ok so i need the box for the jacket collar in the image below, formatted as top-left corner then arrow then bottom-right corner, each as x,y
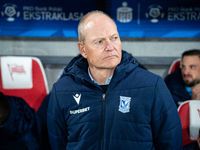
168,69 -> 191,99
62,50 -> 139,85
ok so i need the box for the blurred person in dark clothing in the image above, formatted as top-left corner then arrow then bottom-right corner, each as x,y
0,92 -> 40,150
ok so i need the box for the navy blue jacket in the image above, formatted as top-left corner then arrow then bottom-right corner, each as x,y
0,96 -> 40,150
47,51 -> 183,150
164,69 -> 190,107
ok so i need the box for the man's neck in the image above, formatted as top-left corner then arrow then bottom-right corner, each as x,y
89,67 -> 114,85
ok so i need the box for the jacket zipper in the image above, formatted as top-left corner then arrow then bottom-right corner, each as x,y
101,93 -> 106,150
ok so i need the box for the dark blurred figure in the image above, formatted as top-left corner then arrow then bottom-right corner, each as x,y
0,92 -> 40,150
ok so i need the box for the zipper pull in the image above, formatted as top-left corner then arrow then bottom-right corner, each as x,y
102,94 -> 105,101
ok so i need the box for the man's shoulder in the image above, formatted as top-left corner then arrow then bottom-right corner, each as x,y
53,75 -> 77,91
135,67 -> 160,79
132,67 -> 162,86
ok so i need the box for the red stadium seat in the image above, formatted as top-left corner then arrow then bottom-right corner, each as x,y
178,100 -> 200,146
0,56 -> 49,112
168,58 -> 181,74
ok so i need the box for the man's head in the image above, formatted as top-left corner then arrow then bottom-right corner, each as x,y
77,10 -> 122,72
181,49 -> 200,87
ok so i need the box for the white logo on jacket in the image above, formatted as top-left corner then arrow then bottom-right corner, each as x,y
70,107 -> 90,115
119,96 -> 131,113
73,94 -> 81,105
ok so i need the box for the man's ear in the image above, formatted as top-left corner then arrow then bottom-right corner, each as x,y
78,42 -> 87,58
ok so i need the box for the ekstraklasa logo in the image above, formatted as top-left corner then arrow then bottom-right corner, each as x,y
1,3 -> 20,22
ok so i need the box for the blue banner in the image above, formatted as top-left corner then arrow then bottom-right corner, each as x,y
0,0 -> 200,38
106,0 -> 200,38
0,0 -> 96,37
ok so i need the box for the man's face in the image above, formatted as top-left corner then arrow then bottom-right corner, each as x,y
181,55 -> 200,87
78,14 -> 122,71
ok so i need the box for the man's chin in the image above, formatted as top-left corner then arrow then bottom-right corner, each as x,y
103,60 -> 120,68
184,80 -> 195,87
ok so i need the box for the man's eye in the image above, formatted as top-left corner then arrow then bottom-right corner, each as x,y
97,40 -> 102,44
112,37 -> 118,40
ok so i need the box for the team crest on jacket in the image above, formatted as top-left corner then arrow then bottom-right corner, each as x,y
119,96 -> 131,113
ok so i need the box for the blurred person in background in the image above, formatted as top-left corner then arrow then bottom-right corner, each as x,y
165,49 -> 200,150
165,49 -> 200,107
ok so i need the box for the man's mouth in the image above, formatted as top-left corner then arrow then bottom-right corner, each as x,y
104,55 -> 117,59
183,75 -> 192,80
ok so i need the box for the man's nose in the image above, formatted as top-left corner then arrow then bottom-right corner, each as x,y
105,40 -> 114,51
183,67 -> 190,74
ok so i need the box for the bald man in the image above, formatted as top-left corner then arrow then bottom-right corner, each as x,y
47,10 -> 182,150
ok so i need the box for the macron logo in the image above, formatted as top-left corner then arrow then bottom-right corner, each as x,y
73,94 -> 81,105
